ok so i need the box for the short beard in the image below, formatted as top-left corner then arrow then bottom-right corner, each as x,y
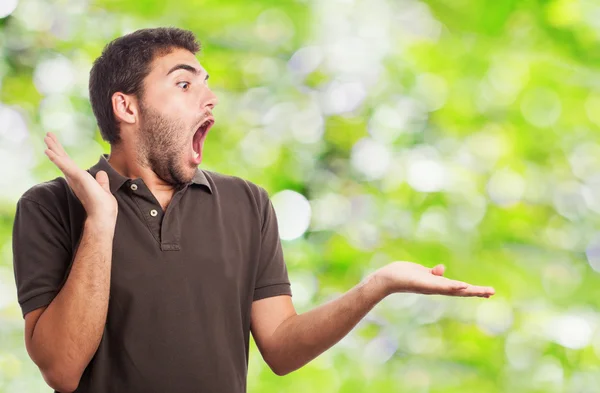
136,100 -> 193,188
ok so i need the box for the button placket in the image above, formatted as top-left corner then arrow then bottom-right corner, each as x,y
128,180 -> 163,244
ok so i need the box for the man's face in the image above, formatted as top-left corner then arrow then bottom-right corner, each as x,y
135,48 -> 217,187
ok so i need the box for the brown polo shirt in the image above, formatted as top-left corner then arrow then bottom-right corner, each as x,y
12,154 -> 292,393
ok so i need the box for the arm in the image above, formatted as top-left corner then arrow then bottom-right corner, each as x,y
24,132 -> 118,392
251,262 -> 495,376
26,218 -> 115,392
251,273 -> 384,376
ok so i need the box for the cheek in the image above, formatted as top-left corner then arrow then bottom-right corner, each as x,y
152,91 -> 186,117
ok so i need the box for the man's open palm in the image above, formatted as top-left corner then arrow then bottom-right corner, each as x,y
375,262 -> 495,298
44,132 -> 118,221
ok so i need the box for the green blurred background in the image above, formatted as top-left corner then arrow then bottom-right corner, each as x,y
1,0 -> 600,391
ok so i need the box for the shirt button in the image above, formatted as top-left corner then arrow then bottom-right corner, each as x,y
130,184 -> 138,191
150,209 -> 158,217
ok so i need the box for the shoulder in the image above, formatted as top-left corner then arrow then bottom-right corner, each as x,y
19,177 -> 70,205
17,177 -> 74,218
201,170 -> 270,210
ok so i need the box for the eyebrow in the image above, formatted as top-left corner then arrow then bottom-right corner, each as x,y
166,64 -> 209,80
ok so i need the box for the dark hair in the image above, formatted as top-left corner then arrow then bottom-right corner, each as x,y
89,27 -> 201,145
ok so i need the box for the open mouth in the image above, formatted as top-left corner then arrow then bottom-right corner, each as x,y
192,117 -> 214,158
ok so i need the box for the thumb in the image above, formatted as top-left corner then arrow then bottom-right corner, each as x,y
431,264 -> 445,276
95,170 -> 111,193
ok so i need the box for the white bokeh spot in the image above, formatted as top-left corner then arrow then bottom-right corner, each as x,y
272,190 -> 312,241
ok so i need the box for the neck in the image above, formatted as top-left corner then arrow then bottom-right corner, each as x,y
107,143 -> 177,196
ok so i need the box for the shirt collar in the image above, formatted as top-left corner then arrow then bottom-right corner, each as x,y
190,164 -> 212,193
87,154 -> 212,194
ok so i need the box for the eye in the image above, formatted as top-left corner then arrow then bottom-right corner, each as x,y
177,81 -> 190,90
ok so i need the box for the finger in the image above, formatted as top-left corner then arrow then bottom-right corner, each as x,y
44,134 -> 63,157
423,276 -> 468,294
95,170 -> 111,193
454,285 -> 496,298
446,279 -> 468,291
44,135 -> 77,177
44,133 -> 73,172
44,145 -> 73,176
44,147 -> 68,172
431,264 -> 445,276
46,132 -> 68,157
44,133 -> 65,157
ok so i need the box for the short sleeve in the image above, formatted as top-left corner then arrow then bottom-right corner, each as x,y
253,188 -> 292,301
12,197 -> 72,318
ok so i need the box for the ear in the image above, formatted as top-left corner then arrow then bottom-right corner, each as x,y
112,92 -> 139,126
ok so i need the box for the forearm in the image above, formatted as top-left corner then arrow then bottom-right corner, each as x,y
268,274 -> 387,375
30,218 -> 115,387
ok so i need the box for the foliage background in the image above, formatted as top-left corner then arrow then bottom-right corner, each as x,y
1,0 -> 600,391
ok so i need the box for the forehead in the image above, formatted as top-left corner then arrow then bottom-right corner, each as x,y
148,48 -> 205,77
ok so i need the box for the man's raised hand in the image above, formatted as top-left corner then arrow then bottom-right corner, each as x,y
44,132 -> 118,223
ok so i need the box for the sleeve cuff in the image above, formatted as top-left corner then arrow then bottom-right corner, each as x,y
253,283 -> 292,302
20,292 -> 56,318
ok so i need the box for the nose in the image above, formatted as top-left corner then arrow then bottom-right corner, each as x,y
204,88 -> 218,111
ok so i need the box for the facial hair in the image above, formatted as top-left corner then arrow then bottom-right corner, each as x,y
136,101 -> 195,188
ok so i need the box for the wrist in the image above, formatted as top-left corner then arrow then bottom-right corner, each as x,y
85,216 -> 117,233
361,272 -> 390,302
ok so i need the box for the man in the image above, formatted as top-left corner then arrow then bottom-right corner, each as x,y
12,27 -> 495,393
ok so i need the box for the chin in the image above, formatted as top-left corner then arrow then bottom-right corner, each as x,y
168,160 -> 196,186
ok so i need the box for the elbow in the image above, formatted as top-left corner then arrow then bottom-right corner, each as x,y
273,364 -> 300,376
267,358 -> 295,377
264,344 -> 304,376
41,366 -> 81,393
271,365 -> 289,377
274,368 -> 292,377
